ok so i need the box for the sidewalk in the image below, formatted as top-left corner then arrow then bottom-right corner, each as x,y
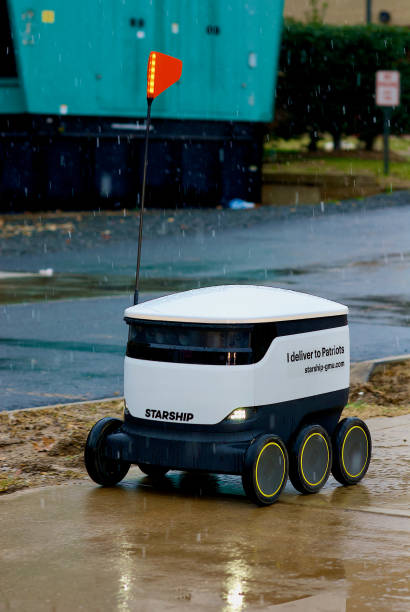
0,415 -> 409,611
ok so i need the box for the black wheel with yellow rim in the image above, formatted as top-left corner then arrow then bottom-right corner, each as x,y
332,417 -> 371,485
84,417 -> 130,486
242,434 -> 288,506
289,424 -> 332,494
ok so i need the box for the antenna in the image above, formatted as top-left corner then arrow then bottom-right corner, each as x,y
134,51 -> 183,305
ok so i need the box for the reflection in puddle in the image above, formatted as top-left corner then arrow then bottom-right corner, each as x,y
2,419 -> 409,612
223,558 -> 249,611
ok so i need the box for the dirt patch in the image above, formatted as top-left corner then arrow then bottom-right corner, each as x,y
1,360 -> 409,495
347,360 -> 410,418
0,400 -> 123,494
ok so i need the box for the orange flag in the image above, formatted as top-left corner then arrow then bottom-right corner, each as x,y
147,51 -> 182,100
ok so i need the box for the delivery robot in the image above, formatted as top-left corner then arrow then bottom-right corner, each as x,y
84,284 -> 372,506
84,53 -> 371,505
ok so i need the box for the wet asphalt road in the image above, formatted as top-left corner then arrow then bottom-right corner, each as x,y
1,193 -> 410,410
1,415 -> 409,611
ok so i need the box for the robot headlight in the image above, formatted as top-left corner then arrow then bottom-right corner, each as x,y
226,407 -> 257,422
229,408 -> 247,421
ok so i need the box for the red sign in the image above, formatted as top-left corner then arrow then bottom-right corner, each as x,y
376,71 -> 400,107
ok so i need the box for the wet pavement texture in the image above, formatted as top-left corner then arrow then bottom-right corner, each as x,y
1,415 -> 409,611
1,193 -> 410,409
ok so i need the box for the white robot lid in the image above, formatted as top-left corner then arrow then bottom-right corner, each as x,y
124,285 -> 348,324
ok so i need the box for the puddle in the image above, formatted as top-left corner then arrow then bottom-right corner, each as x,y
1,417 -> 409,611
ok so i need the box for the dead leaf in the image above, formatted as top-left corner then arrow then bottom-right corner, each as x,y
32,436 -> 56,452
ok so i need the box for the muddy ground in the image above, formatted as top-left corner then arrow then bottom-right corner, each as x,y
1,360 -> 409,494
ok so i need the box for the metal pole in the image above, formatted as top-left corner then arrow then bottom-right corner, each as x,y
134,97 -> 153,305
366,0 -> 372,24
383,107 -> 391,176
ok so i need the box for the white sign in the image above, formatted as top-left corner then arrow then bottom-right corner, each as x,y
376,71 -> 400,106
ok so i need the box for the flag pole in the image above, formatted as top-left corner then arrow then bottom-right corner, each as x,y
132,51 -> 182,305
134,97 -> 153,305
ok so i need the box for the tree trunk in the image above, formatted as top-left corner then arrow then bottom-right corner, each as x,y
364,135 -> 375,151
308,132 -> 319,152
332,133 -> 342,151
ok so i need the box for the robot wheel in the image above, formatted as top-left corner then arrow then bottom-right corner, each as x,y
242,434 -> 288,506
138,463 -> 169,478
331,417 -> 372,486
84,417 -> 130,486
289,424 -> 332,494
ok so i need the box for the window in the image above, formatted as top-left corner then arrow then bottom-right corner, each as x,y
125,316 -> 346,366
125,319 -> 273,366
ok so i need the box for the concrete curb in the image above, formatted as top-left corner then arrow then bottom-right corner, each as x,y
350,353 -> 410,384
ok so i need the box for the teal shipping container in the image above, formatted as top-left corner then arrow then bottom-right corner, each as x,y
0,0 -> 284,209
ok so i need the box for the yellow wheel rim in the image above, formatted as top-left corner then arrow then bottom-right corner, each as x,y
342,426 -> 368,478
255,442 -> 286,497
300,432 -> 329,487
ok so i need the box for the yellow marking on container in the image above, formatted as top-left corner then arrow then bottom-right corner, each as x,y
300,432 -> 329,487
41,10 -> 55,24
342,426 -> 368,478
255,442 -> 285,497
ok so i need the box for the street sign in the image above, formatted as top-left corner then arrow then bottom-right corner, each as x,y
375,71 -> 400,176
376,71 -> 400,107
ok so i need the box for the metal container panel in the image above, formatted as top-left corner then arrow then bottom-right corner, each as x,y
5,0 -> 283,121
